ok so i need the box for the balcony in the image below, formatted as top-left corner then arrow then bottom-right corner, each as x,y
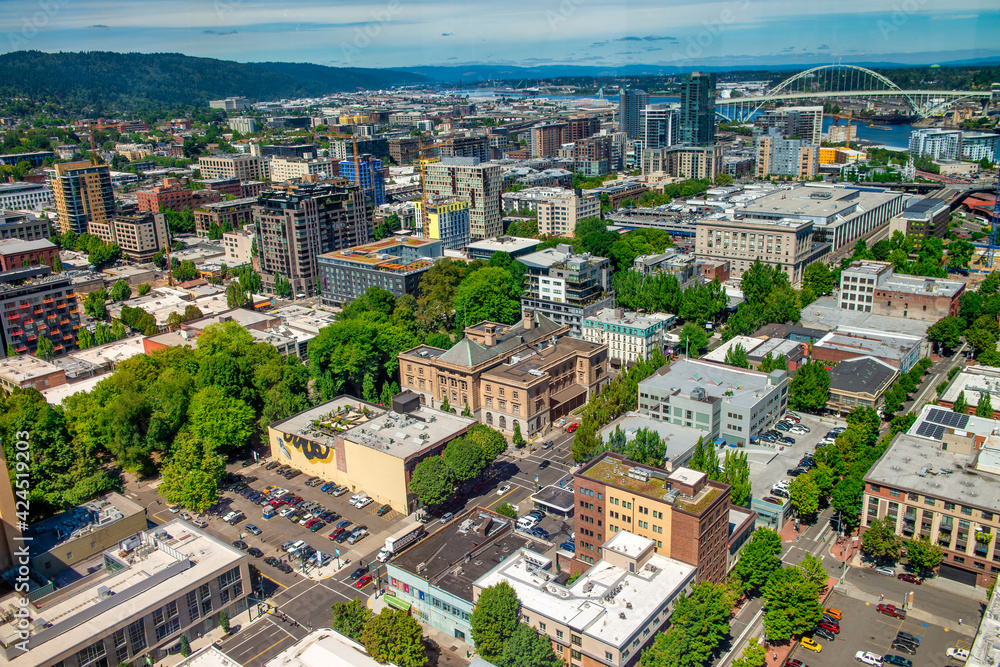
11,329 -> 23,337
59,319 -> 69,326
18,302 -> 29,309
62,334 -> 72,341
43,297 -> 53,304
56,301 -> 66,309
47,313 -> 58,320
53,344 -> 63,351
26,335 -> 36,342
7,312 -> 20,321
15,345 -> 27,353
66,293 -> 77,299
69,308 -> 79,315
33,309 -> 43,316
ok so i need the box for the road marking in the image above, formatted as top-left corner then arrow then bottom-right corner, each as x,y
258,573 -> 288,589
486,488 -> 517,509
246,635 -> 294,664
152,513 -> 169,522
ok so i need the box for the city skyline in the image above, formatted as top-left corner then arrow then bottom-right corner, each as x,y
1,1 -> 998,70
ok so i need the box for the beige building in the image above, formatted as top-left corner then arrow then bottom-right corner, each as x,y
0,355 -> 67,393
222,227 -> 255,266
641,145 -> 724,179
266,393 -> 475,514
537,189 -> 601,237
197,154 -> 263,181
269,156 -> 337,183
398,312 -> 609,437
88,211 -> 169,261
423,157 -> 502,240
51,161 -> 115,235
694,216 -> 824,286
755,131 -> 819,180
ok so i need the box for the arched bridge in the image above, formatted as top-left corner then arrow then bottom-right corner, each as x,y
715,65 -> 995,121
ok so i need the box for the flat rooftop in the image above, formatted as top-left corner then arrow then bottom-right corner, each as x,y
828,356 -> 897,395
27,492 -> 144,554
941,365 -> 1000,408
738,185 -> 902,225
815,326 -> 922,361
746,337 -> 804,360
882,274 -> 966,298
0,238 -> 55,254
0,520 -> 245,667
702,336 -> 766,364
584,308 -> 674,331
474,542 -> 695,651
598,412 -> 702,469
183,307 -> 275,331
799,296 -> 933,337
391,508 -> 535,602
483,336 -> 603,386
344,405 -> 475,459
271,396 -> 384,444
0,355 -> 62,382
518,246 -> 609,270
264,629 -> 385,667
639,358 -> 782,409
467,236 -> 541,253
579,457 -> 724,514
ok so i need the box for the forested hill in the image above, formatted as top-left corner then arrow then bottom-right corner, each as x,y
0,51 -> 426,113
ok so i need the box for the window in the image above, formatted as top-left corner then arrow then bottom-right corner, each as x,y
571,634 -> 582,646
961,506 -> 973,516
539,622 -> 546,631
556,630 -> 564,639
984,511 -> 995,521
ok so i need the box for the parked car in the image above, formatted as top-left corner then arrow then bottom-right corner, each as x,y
439,512 -> 455,524
946,647 -> 970,663
559,541 -> 575,552
813,626 -> 836,641
192,518 -> 208,528
265,461 -> 281,470
823,607 -> 843,620
800,637 -> 822,653
762,496 -> 784,505
771,487 -> 790,499
277,563 -> 293,574
247,547 -> 264,558
895,632 -> 921,646
817,619 -> 839,634
875,565 -> 896,577
332,486 -> 348,496
787,468 -> 804,477
376,504 -> 392,516
855,651 -> 883,666
897,573 -> 922,584
779,436 -> 796,444
881,656 -> 912,667
356,497 -> 373,509
232,540 -> 248,550
877,604 -> 906,619
775,422 -> 792,431
566,423 -> 578,432
168,505 -> 181,513
889,641 -> 916,656
245,523 -> 262,535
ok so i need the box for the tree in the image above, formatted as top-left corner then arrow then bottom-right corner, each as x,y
797,553 -> 828,592
761,566 -> 824,642
905,536 -> 944,574
180,635 -> 190,657
953,390 -> 968,414
219,611 -> 230,633
109,280 -> 132,302
443,438 -> 487,482
361,608 -> 427,667
331,598 -> 374,641
947,238 -> 976,271
495,502 -> 517,518
639,581 -> 733,667
497,624 -> 563,667
84,288 -> 109,320
466,424 -> 507,461
226,281 -> 249,309
830,476 -> 865,531
453,267 -> 521,328
470,581 -> 520,663
861,517 -> 901,563
624,428 -> 666,467
408,457 -> 455,506
731,637 -> 767,667
788,474 -> 820,517
977,391 -> 993,417
173,260 -> 199,282
926,316 -> 963,353
137,283 -> 152,296
724,343 -> 749,368
732,528 -> 782,594
35,336 -> 55,360
512,422 -> 526,447
802,261 -> 835,296
679,322 -> 709,358
440,396 -> 451,413
723,450 -> 752,506
159,433 -> 225,513
788,360 -> 830,413
187,386 -> 255,454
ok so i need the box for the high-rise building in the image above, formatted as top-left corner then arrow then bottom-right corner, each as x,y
518,244 -> 614,336
619,88 -> 650,140
437,135 -> 489,162
51,161 -> 114,235
227,116 -> 257,134
253,181 -> 369,298
755,128 -> 818,179
318,236 -> 443,307
0,265 -> 81,357
640,104 -> 680,150
680,72 -> 717,146
530,122 -> 568,157
424,157 -> 502,240
269,156 -> 337,183
573,135 -> 613,177
338,154 -> 387,206
197,154 -> 264,181
536,189 -> 601,237
414,197 -> 470,250
88,210 -> 170,262
194,197 -> 257,238
754,106 -> 823,145
961,132 -> 999,162
908,128 -> 963,161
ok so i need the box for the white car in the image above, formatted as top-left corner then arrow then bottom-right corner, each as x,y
774,479 -> 790,489
856,651 -> 883,666
168,505 -> 181,513
946,648 -> 970,662
279,507 -> 294,517
497,484 -> 511,496
356,497 -> 373,509
874,565 -> 896,576
298,513 -> 314,525
349,493 -> 362,505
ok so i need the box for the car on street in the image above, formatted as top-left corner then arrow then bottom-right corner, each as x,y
881,656 -> 912,667
247,547 -> 264,558
877,604 -> 906,619
245,523 -> 262,535
538,460 -> 550,469
542,440 -> 554,449
439,512 -> 455,524
168,505 -> 180,513
497,484 -> 511,496
376,504 -> 392,516
889,641 -> 916,656
897,573 -> 922,584
800,637 -> 822,653
875,565 -> 896,576
855,651 -> 883,666
566,423 -> 578,432
232,540 -> 248,550
350,565 -> 369,580
355,574 -> 372,588
277,563 -> 293,574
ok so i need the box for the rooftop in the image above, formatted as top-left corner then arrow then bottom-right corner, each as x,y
390,508 -> 536,601
745,337 -> 804,361
182,307 -> 276,332
27,492 -> 144,554
0,355 -> 63,382
467,236 -> 541,253
702,336 -> 766,365
343,405 -> 475,460
412,312 -> 564,369
0,238 -> 56,255
0,521 -> 245,666
828,356 -> 898,396
737,184 -> 902,225
579,456 -> 724,514
941,365 -> 1000,408
814,326 -> 922,362
639,358 -> 785,410
598,413 -> 703,470
264,629 -> 385,667
799,296 -> 933,337
483,336 -> 604,386
584,308 -> 674,331
473,540 -> 695,651
518,245 -> 610,271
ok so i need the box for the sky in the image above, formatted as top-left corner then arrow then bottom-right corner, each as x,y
2,0 -> 999,70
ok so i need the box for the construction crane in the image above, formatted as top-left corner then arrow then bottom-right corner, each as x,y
987,175 -> 1000,269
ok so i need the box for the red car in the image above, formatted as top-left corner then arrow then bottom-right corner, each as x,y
328,527 -> 345,540
566,423 -> 578,433
783,660 -> 803,667
877,604 -> 907,619
816,619 -> 839,634
355,574 -> 373,588
897,573 -> 923,585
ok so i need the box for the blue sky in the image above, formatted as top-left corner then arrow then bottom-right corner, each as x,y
2,0 -> 998,69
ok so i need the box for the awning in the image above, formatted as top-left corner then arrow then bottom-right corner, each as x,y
550,383 -> 587,406
384,594 -> 412,612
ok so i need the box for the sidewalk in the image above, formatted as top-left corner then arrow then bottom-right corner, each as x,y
155,605 -> 256,667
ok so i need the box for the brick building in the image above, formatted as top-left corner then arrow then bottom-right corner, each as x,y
398,312 -> 609,437
200,177 -> 244,198
137,177 -> 194,212
574,452 -> 731,583
0,239 -> 58,271
838,261 -> 965,322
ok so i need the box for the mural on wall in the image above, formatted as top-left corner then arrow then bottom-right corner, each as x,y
276,432 -> 335,464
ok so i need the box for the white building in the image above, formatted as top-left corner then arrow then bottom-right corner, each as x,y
909,128 -> 963,161
582,308 -> 675,364
537,189 -> 601,237
268,156 -> 336,183
222,227 -> 255,266
227,117 -> 258,135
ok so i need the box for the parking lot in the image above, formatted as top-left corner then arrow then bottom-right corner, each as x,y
749,412 -> 847,499
785,590 -> 973,667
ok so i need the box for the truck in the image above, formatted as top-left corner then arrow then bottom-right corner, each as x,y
376,524 -> 427,562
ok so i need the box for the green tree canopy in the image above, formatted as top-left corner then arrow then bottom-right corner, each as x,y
679,322 -> 709,358
331,597 -> 375,641
788,474 -> 820,517
159,432 -> 225,512
905,536 -> 944,574
443,438 -> 487,482
452,266 -> 522,328
470,581 -> 521,663
761,565 -> 824,642
861,517 -> 901,563
789,360 -> 830,412
408,456 -> 455,506
724,343 -> 749,369
497,624 -> 563,667
360,608 -> 427,667
732,528 -> 782,594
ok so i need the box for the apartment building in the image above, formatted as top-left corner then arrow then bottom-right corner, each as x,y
414,197 -> 470,249
222,228 -> 255,266
388,136 -> 421,165
437,135 -> 489,163
574,135 -> 613,177
197,154 -> 263,181
424,157 -> 502,240
338,154 -> 387,206
227,116 -> 258,134
863,405 -> 1000,587
199,177 -> 244,198
582,308 -> 675,364
939,365 -> 1000,418
0,182 -> 53,210
474,531 -> 696,667
194,197 -> 257,237
754,106 -> 824,144
694,216 -> 823,286
137,177 -> 196,212
269,156 -> 336,183
641,145 -> 724,179
637,358 -> 789,447
909,128 -> 963,161
519,244 -> 614,336
811,326 -> 923,373
961,132 -> 999,162
679,73 -> 716,146
0,266 -> 81,357
318,236 -> 442,307
89,211 -> 169,262
0,150 -> 53,167
253,180 -> 369,297
619,88 -> 650,140
640,104 -> 680,150
0,238 -> 57,271
0,521 -> 250,666
466,236 -> 541,261
398,312 -> 609,437
755,128 -> 819,179
267,394 -> 475,514
329,137 -> 390,162
537,189 -> 601,237
826,356 -> 898,416
531,122 -> 569,157
573,453 -> 731,585
52,161 -> 115,235
838,260 -> 965,321
0,211 -> 49,242
887,197 -> 950,246
827,123 -> 858,144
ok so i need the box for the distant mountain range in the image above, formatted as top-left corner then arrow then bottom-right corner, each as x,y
0,51 -> 427,113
